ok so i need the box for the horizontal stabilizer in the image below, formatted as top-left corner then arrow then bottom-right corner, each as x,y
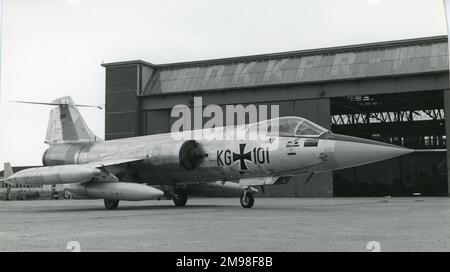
11,96 -> 103,144
11,100 -> 103,109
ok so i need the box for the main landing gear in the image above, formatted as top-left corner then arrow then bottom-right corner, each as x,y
240,188 -> 254,208
173,188 -> 188,207
103,188 -> 252,209
104,199 -> 120,210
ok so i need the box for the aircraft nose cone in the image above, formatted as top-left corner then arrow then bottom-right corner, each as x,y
330,134 -> 413,170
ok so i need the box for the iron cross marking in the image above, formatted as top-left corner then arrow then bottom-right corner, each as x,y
233,143 -> 252,170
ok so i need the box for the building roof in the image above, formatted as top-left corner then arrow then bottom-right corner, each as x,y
103,35 -> 449,96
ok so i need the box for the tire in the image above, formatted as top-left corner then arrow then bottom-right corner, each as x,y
173,188 -> 188,207
240,191 -> 254,208
104,199 -> 119,210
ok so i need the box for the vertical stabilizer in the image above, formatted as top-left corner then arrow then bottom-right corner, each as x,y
3,162 -> 13,178
45,96 -> 101,144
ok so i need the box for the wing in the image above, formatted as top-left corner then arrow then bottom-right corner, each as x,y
80,158 -> 145,183
185,181 -> 258,197
82,158 -> 144,168
239,176 -> 291,186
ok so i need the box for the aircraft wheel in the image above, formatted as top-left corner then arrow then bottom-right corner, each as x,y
173,188 -> 188,207
240,191 -> 254,208
104,199 -> 119,210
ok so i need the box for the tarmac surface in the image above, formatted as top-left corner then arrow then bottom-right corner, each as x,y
0,197 -> 449,252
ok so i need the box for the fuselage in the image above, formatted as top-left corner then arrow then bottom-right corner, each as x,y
41,118 -> 412,186
42,133 -> 322,184
2,98 -> 414,209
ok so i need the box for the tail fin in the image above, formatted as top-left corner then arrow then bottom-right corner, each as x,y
11,96 -> 102,144
45,97 -> 101,144
1,162 -> 13,184
3,162 -> 13,178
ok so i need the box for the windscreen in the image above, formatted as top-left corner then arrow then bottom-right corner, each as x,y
295,120 -> 325,136
247,117 -> 327,137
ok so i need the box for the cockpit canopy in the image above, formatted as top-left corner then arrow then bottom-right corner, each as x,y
247,116 -> 328,137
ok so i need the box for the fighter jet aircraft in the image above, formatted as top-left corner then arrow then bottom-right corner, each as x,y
1,96 -> 412,209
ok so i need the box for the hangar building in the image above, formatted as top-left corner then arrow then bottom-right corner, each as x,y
102,35 -> 450,197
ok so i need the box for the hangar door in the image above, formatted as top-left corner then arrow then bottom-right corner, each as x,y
331,90 -> 448,196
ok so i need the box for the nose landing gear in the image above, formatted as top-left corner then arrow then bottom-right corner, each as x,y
240,188 -> 254,208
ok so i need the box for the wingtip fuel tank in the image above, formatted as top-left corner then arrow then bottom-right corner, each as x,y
66,182 -> 164,201
4,165 -> 101,186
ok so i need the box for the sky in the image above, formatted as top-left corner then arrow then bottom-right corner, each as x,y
0,0 -> 448,169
